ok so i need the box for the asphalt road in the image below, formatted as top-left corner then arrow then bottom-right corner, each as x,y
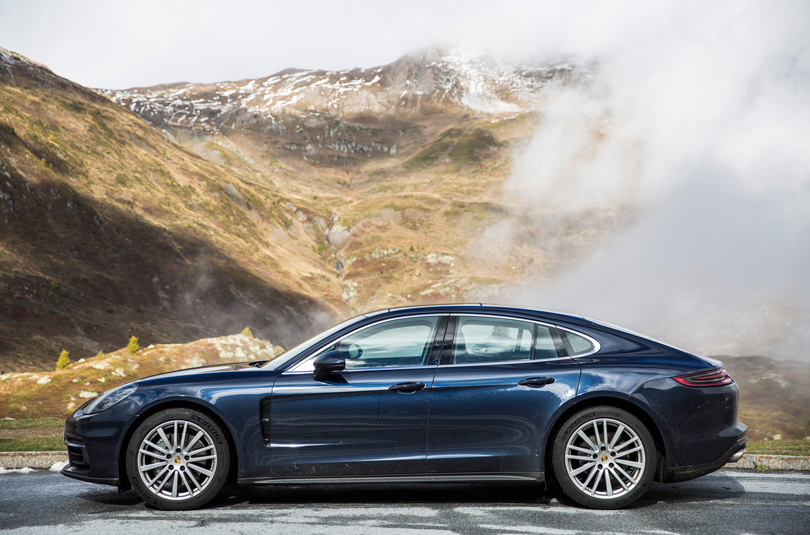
0,470 -> 808,534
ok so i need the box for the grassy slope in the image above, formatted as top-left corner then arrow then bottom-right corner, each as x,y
723,356 -> 810,441
0,334 -> 281,419
0,51 -> 338,371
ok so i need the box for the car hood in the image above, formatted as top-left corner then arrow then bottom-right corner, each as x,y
136,361 -> 262,383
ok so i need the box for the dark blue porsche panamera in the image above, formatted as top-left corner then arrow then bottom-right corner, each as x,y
62,304 -> 747,510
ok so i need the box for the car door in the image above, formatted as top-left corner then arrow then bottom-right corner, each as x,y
427,315 -> 581,476
267,315 -> 446,478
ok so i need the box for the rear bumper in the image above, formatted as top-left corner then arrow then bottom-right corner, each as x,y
662,435 -> 747,483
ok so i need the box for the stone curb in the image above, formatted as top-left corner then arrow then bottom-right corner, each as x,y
0,451 -> 67,469
723,453 -> 810,471
1,451 -> 809,471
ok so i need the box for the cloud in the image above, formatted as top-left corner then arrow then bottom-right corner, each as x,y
492,0 -> 810,357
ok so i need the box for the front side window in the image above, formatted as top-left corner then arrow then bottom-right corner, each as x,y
453,317 -> 535,364
298,316 -> 440,371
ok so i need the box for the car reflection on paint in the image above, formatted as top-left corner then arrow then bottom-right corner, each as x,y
62,304 -> 747,510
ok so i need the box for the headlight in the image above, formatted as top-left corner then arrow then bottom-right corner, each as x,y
83,384 -> 138,414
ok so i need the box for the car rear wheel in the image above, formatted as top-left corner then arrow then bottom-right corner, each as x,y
551,406 -> 656,509
126,408 -> 230,510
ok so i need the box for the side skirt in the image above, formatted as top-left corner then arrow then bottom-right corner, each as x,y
239,472 -> 544,486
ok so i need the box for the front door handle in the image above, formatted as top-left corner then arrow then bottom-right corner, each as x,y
518,377 -> 556,388
388,382 -> 426,393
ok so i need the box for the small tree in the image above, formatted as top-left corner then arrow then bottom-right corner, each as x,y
241,326 -> 254,338
56,349 -> 70,370
128,336 -> 140,355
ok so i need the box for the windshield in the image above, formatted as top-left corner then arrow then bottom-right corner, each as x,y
260,314 -> 367,370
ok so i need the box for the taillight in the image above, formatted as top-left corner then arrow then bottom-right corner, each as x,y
673,367 -> 734,387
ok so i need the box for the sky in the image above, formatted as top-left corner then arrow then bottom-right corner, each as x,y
1,0 -> 587,89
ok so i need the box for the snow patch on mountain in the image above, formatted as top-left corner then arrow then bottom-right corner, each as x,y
99,50 -> 575,134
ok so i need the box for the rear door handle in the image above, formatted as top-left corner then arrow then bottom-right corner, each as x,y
388,382 -> 426,393
518,377 -> 556,388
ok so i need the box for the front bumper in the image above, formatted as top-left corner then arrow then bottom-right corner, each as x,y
61,405 -> 133,487
61,463 -> 119,486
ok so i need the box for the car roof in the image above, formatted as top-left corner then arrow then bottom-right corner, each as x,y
363,303 -> 588,324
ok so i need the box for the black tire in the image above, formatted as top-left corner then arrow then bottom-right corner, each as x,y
551,406 -> 656,509
126,408 -> 230,510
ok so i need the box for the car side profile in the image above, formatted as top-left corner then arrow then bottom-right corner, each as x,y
62,304 -> 747,510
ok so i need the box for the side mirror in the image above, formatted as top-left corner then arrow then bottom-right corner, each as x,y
313,351 -> 346,381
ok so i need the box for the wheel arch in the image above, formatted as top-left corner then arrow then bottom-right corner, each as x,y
117,399 -> 239,490
543,395 -> 669,484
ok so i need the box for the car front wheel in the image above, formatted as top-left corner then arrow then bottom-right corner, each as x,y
126,408 -> 230,510
551,406 -> 656,509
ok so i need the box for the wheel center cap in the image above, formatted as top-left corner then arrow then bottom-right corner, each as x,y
601,453 -> 609,463
174,456 -> 182,465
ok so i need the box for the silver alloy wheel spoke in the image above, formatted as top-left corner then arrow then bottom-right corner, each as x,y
608,424 -> 625,449
609,467 -> 630,491
140,460 -> 168,472
146,465 -> 170,487
136,419 -> 218,502
186,431 -> 205,452
139,447 -> 168,460
143,440 -> 170,455
156,468 -> 173,491
592,422 -> 603,448
179,422 -> 187,451
615,445 -> 643,458
590,468 -> 604,495
614,463 -> 636,484
188,444 -> 215,456
156,428 -> 173,453
581,464 -> 599,490
188,463 -> 214,477
568,444 -> 596,455
171,471 -> 179,498
613,437 -> 638,453
577,430 -> 598,451
570,461 -> 597,477
188,454 -> 217,462
564,417 -> 646,501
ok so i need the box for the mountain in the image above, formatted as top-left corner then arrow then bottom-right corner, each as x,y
1,46 -> 616,372
0,47 -> 335,371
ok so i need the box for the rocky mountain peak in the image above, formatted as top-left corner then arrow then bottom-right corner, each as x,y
100,49 -> 574,132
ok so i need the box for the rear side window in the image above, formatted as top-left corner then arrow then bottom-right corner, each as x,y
561,330 -> 596,356
453,317 -> 534,364
449,318 -> 566,364
534,325 -> 561,360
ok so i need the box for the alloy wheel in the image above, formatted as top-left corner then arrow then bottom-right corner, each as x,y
136,419 -> 218,501
563,417 -> 646,500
